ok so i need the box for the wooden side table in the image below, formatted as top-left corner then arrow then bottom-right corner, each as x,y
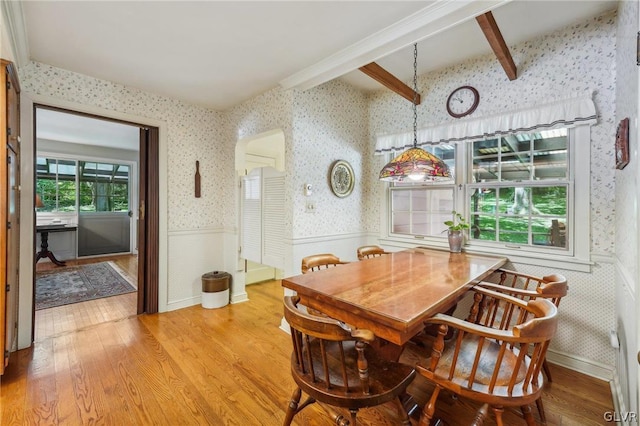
35,224 -> 77,266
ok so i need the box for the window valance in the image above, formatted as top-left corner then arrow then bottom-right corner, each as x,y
375,95 -> 597,154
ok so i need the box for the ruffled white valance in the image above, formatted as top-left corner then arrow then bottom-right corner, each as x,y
375,95 -> 597,154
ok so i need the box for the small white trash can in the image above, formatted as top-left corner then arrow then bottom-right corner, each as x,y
201,271 -> 231,309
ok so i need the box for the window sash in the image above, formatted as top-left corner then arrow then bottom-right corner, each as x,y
385,126 -> 587,261
36,157 -> 78,212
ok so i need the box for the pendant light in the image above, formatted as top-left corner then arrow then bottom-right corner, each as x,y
379,43 -> 451,182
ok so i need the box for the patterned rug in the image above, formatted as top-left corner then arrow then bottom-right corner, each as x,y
35,261 -> 136,310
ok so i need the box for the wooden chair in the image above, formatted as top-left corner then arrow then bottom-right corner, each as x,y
476,269 -> 568,422
416,287 -> 558,426
478,269 -> 567,379
301,253 -> 349,274
300,253 -> 349,318
356,245 -> 390,260
282,295 -> 416,426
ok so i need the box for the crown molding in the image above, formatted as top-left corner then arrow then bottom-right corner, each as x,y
1,0 -> 30,66
279,0 -> 509,91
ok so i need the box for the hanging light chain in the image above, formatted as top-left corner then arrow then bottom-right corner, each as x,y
413,43 -> 418,148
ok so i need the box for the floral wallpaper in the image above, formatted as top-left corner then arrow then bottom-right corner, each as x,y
226,86 -> 294,235
19,61 -> 230,231
614,0 -> 639,414
369,10 -> 618,256
291,80 -> 370,237
615,1 -> 638,284
227,79 -> 372,239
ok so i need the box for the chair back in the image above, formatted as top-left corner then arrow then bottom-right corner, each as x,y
486,269 -> 568,307
416,288 -> 558,424
476,269 -> 567,423
284,295 -> 374,394
301,253 -> 348,273
282,296 -> 416,426
356,245 -> 389,260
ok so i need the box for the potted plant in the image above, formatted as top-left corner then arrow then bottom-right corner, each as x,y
444,210 -> 469,253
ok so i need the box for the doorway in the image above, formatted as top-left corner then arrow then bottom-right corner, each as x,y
33,105 -> 159,339
236,129 -> 286,287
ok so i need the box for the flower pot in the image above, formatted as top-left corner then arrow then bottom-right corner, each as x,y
447,230 -> 463,253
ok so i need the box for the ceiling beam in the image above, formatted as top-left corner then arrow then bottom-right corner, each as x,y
476,11 -> 517,80
359,62 -> 421,104
279,0 -> 509,91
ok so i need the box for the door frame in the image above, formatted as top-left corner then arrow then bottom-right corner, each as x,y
16,94 -> 167,349
32,105 -> 159,317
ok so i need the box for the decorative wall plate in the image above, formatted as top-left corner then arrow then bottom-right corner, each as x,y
329,160 -> 355,198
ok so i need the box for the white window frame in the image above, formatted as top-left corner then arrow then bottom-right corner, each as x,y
36,151 -> 137,234
379,125 -> 591,272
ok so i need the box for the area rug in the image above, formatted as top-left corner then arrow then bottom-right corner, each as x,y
36,261 -> 136,310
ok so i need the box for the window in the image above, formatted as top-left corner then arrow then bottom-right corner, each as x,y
36,156 -> 131,214
79,161 -> 130,212
36,157 -> 77,212
387,126 -> 589,262
468,129 -> 568,249
390,145 -> 455,238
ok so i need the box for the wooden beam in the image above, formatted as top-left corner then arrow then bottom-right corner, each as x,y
476,11 -> 517,80
359,62 -> 421,104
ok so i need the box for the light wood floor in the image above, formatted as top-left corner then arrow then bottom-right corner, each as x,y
34,254 -> 138,341
2,279 -> 614,425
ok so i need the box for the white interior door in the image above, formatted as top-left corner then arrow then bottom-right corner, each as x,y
240,167 -> 285,283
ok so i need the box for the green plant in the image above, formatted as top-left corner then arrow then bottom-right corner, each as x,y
444,210 -> 470,231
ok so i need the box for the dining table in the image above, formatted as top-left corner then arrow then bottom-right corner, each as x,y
282,247 -> 508,420
281,247 -> 507,349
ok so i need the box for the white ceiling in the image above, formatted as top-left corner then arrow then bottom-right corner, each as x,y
36,108 -> 140,151
13,0 -> 618,148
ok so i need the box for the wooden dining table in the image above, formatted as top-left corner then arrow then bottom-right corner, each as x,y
281,247 -> 507,348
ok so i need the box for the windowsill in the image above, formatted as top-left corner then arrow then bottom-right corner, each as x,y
36,212 -> 78,226
379,236 -> 593,273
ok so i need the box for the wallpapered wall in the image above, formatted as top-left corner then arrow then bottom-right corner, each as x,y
369,10 -> 617,256
19,61 -> 230,232
368,10 -> 618,369
226,87 -> 294,236
615,3 -> 639,282
291,80 -> 370,237
227,79 -> 372,241
614,0 -> 639,415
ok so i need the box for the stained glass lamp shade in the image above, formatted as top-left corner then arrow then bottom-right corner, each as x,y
378,42 -> 451,183
379,147 -> 450,182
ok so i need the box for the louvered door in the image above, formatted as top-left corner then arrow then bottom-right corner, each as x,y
261,168 -> 285,269
240,167 -> 285,270
241,170 -> 262,264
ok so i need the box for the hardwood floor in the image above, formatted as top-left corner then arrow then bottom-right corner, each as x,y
2,279 -> 614,425
34,254 -> 138,341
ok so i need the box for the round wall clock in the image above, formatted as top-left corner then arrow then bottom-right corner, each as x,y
329,160 -> 355,198
446,85 -> 479,118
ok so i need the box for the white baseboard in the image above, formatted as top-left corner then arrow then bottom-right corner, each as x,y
545,348 -> 614,381
166,296 -> 202,312
230,292 -> 249,304
166,293 -> 248,311
279,317 -> 290,335
610,372 -> 627,424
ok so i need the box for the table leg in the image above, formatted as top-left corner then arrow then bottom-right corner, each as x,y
35,231 -> 66,266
